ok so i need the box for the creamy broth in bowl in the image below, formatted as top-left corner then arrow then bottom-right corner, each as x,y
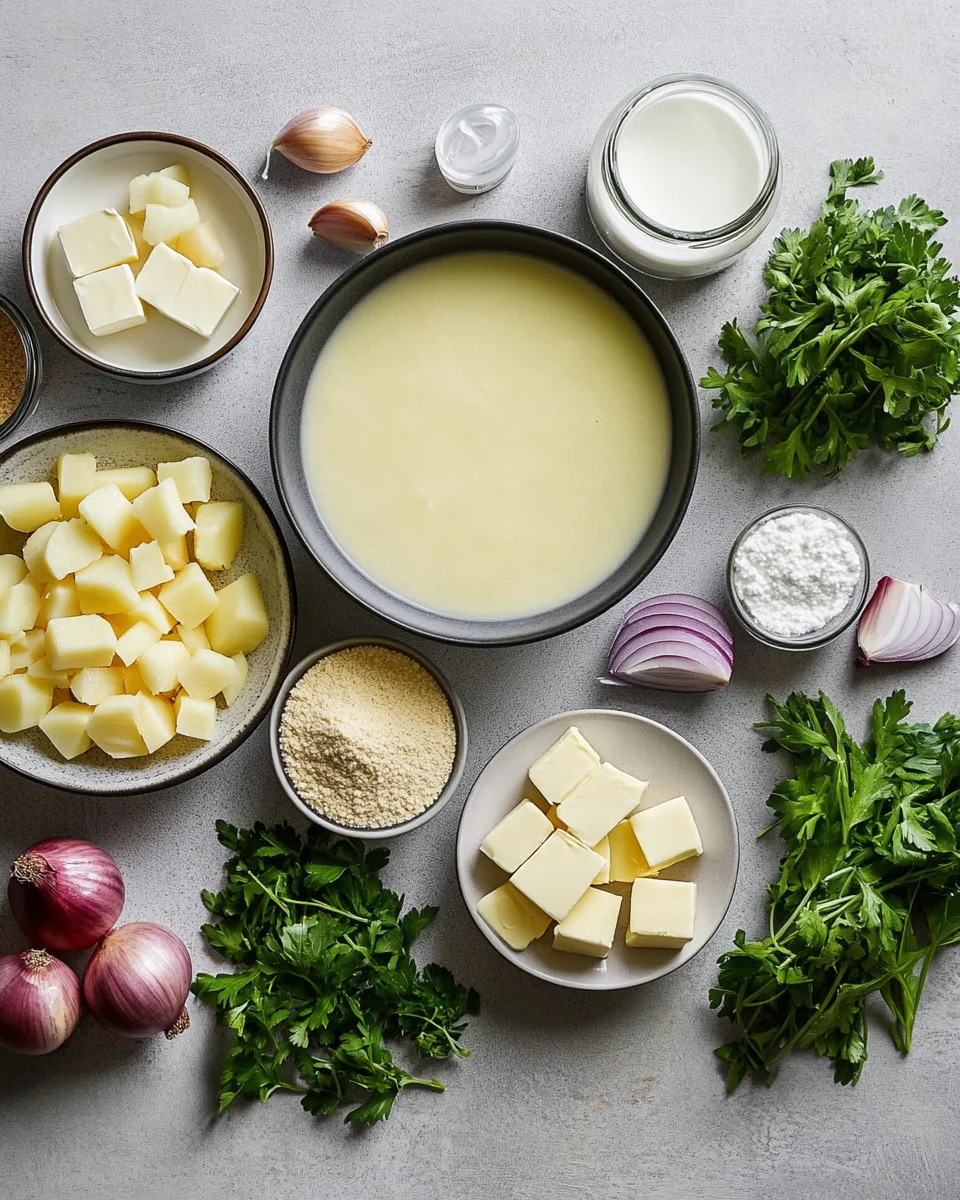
301,251 -> 671,620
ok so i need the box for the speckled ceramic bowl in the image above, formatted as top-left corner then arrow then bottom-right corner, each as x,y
0,421 -> 295,795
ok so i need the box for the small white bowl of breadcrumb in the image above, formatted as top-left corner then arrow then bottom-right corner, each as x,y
269,637 -> 467,839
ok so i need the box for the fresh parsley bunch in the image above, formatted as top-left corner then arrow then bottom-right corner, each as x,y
703,158 -> 960,480
711,690 -> 960,1089
193,821 -> 479,1126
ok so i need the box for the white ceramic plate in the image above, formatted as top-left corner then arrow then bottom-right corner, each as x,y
456,709 -> 738,990
23,133 -> 271,380
0,422 -> 295,794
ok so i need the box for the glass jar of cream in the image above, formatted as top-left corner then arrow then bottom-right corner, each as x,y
586,74 -> 781,279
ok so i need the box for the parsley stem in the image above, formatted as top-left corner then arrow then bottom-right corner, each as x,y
289,899 -> 373,925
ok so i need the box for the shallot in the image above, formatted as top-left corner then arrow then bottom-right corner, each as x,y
8,838 -> 124,951
857,576 -> 960,665
0,949 -> 81,1055
83,922 -> 192,1040
606,594 -> 734,692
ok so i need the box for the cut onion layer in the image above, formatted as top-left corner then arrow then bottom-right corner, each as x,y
606,594 -> 734,692
857,577 -> 960,665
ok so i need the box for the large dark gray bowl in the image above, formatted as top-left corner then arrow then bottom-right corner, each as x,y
270,222 -> 699,646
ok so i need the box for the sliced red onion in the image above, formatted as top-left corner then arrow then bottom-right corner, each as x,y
607,594 -> 733,692
858,577 -> 960,665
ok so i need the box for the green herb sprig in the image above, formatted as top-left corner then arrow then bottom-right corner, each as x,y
703,158 -> 960,480
192,821 -> 479,1126
711,690 -> 960,1089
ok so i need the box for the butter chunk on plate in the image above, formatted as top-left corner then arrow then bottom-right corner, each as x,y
553,887 -> 622,959
626,878 -> 697,950
557,761 -> 648,847
57,208 -> 138,278
509,829 -> 605,922
480,799 -> 553,874
528,725 -> 600,806
73,265 -> 146,337
607,819 -> 659,882
629,795 -> 703,873
476,881 -> 551,951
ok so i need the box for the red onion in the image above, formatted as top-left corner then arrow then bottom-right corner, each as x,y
8,838 -> 125,952
606,594 -> 734,692
84,922 -> 192,1040
0,949 -> 81,1055
858,576 -> 960,666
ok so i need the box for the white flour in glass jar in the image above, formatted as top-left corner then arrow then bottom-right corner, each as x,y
732,511 -> 862,636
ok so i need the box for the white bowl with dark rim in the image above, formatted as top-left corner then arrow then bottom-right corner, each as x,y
0,421 -> 296,795
269,637 -> 468,840
23,132 -> 272,382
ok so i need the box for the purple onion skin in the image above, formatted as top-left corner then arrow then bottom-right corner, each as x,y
0,949 -> 82,1055
8,838 -> 125,952
84,922 -> 192,1040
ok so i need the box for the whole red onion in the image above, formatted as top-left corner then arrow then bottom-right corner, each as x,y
8,838 -> 125,951
84,922 -> 192,1040
0,949 -> 82,1055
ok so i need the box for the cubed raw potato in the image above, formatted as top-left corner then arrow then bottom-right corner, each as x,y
87,695 -> 148,758
160,536 -> 189,570
0,578 -> 42,637
115,620 -> 161,667
0,641 -> 10,679
221,652 -> 248,707
128,174 -> 150,215
205,573 -> 268,656
177,648 -> 239,700
143,198 -> 200,246
78,485 -> 146,553
107,611 -> 136,637
27,657 -> 71,687
0,674 -> 53,732
177,622 -> 209,653
9,628 -> 46,671
130,592 -> 174,634
70,666 -> 124,706
157,457 -> 212,504
46,614 -> 117,671
135,691 -> 176,753
132,478 -> 195,543
94,467 -> 156,501
129,541 -> 174,591
36,580 -> 80,630
0,483 -> 61,532
43,518 -> 103,581
138,639 -> 191,695
193,501 -> 244,571
174,693 -> 216,740
159,563 -> 217,629
140,173 -> 190,209
22,521 -> 60,583
75,555 -> 140,615
0,554 -> 27,593
57,452 -> 98,518
38,701 -> 93,760
123,664 -> 144,694
175,221 -> 225,270
159,164 -> 190,186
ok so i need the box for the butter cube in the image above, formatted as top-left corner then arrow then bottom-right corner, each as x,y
170,266 -> 239,337
0,483 -> 61,532
528,726 -> 600,806
37,581 -> 80,629
629,796 -> 703,872
143,198 -> 200,247
177,647 -> 238,700
134,242 -> 194,314
58,209 -> 138,277
0,674 -> 53,732
138,639 -> 191,694
221,652 -> 248,706
70,666 -> 124,707
480,800 -> 554,874
159,562 -> 218,629
78,484 -> 146,552
135,692 -> 176,753
132,478 -> 195,543
558,762 -> 649,847
95,467 -> 157,501
75,555 -> 140,614
626,878 -> 697,950
130,541 -> 174,591
553,888 -> 622,959
175,221 -> 225,270
193,501 -> 244,571
0,578 -> 42,637
592,834 -> 610,884
73,265 -> 146,337
0,554 -> 27,592
205,573 -> 268,656
22,521 -> 60,583
476,882 -> 551,951
87,695 -> 148,759
39,701 -> 93,760
510,829 -> 606,923
607,819 -> 659,882
174,693 -> 216,740
46,615 -> 117,670
44,518 -> 103,580
114,620 -> 162,667
157,456 -> 212,503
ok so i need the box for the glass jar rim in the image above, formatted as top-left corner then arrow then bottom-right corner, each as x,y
0,293 -> 42,444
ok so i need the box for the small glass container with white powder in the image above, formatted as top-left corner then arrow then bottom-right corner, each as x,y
727,507 -> 870,651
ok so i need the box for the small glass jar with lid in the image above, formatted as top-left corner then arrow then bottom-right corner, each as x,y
586,74 -> 781,279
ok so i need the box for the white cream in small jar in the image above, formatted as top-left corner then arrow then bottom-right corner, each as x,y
587,75 -> 781,279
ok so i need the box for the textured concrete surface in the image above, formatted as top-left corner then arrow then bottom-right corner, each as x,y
2,3 -> 960,1197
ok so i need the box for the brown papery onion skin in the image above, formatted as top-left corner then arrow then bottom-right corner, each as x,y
8,838 -> 125,951
83,922 -> 192,1040
0,949 -> 81,1055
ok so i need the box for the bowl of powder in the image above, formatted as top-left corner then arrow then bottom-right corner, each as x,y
0,293 -> 42,445
270,637 -> 466,838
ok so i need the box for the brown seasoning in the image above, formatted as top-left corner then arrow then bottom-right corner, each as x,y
0,311 -> 26,425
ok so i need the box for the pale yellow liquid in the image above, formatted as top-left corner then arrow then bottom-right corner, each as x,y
302,252 -> 672,620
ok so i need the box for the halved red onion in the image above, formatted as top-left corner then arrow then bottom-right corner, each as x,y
607,594 -> 733,692
858,577 -> 960,665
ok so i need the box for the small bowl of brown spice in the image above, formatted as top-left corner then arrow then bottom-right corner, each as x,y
270,637 -> 467,839
0,294 -> 42,444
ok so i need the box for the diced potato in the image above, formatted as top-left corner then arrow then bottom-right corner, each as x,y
220,652 -> 248,707
159,164 -> 190,186
137,173 -> 190,209
177,648 -> 239,700
9,628 -> 46,671
132,478 -> 195,543
78,485 -> 146,553
160,536 -> 189,570
0,640 -> 10,679
130,540 -> 174,591
57,452 -> 98,518
157,457 -> 212,504
37,580 -> 81,629
138,639 -> 191,694
143,198 -> 200,246
70,666 -> 124,706
174,221 -> 225,270
0,674 -> 53,732
177,622 -> 209,653
107,611 -> 136,637
123,664 -> 144,694
44,518 -> 103,581
0,483 -> 61,532
46,614 -> 117,671
115,620 -> 161,667
22,521 -> 60,583
0,578 -> 42,637
130,591 -> 175,635
205,573 -> 268,657
159,563 -> 217,629
193,501 -> 244,571
94,467 -> 156,501
87,695 -> 148,758
27,657 -> 71,687
174,693 -> 216,740
135,691 -> 176,753
38,701 -> 93,760
75,555 -> 140,615
0,554 -> 27,593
